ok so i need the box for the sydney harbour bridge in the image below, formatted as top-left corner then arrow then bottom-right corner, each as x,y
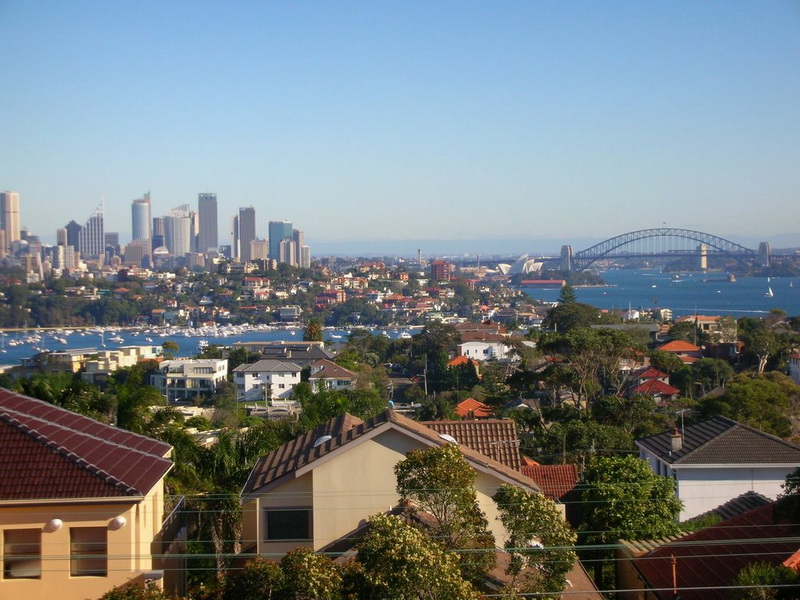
557,228 -> 769,271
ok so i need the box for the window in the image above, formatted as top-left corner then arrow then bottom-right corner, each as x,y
3,529 -> 41,579
265,509 -> 312,541
70,527 -> 107,576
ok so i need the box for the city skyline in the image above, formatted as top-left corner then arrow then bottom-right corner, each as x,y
1,2 -> 799,250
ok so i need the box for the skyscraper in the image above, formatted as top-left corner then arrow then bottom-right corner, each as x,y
79,201 -> 105,259
0,191 -> 20,256
131,193 -> 151,241
197,193 -> 218,253
164,205 -> 192,257
238,207 -> 256,263
268,220 -> 292,262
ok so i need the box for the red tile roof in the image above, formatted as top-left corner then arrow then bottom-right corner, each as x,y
657,340 -> 702,353
520,464 -> 579,500
631,503 -> 799,600
0,388 -> 172,500
422,419 -> 520,470
454,397 -> 494,419
630,379 -> 680,396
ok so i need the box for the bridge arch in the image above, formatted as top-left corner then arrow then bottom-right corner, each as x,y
572,228 -> 756,269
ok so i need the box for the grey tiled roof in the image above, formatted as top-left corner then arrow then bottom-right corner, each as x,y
636,416 -> 800,465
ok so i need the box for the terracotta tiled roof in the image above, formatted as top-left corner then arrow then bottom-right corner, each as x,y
657,340 -> 702,353
0,388 -> 172,500
454,397 -> 494,419
631,367 -> 669,380
447,355 -> 479,368
630,379 -> 680,396
636,416 -> 800,466
422,419 -> 520,470
520,464 -> 579,500
631,503 -> 799,600
243,410 -> 537,496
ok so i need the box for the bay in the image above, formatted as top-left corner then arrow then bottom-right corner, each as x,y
522,269 -> 800,319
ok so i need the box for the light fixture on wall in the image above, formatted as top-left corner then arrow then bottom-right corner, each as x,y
109,516 -> 127,530
45,518 -> 63,532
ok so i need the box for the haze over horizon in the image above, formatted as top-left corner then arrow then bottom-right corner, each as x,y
1,2 -> 798,251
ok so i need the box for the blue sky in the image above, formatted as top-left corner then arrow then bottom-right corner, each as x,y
1,1 -> 799,254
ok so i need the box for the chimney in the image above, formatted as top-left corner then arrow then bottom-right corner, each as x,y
671,428 -> 683,453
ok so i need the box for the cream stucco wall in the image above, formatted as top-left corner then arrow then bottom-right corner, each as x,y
247,428 -> 530,557
0,484 -> 165,600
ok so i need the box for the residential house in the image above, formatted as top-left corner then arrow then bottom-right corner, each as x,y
420,419 -> 521,470
520,464 -> 579,504
233,360 -> 301,402
628,367 -> 680,405
454,397 -> 494,420
790,353 -> 800,385
240,410 -> 542,556
655,340 -> 704,364
151,359 -> 228,403
617,500 -> 800,600
230,341 -> 333,367
457,332 -> 510,362
308,359 -> 357,392
0,389 -> 177,600
636,416 -> 800,520
81,346 -> 162,385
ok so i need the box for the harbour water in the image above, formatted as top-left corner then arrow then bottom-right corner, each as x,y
522,269 -> 800,318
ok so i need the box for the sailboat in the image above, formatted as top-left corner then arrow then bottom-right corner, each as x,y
765,286 -> 774,298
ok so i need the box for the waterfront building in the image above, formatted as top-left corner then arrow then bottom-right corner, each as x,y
197,193 -> 218,253
151,359 -> 228,403
0,190 -> 20,256
232,359 -> 302,401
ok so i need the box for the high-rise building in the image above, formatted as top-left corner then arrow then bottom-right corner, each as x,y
79,201 -> 105,259
238,207 -> 256,263
279,238 -> 296,266
131,194 -> 151,242
0,191 -> 20,256
231,215 -> 240,260
300,245 -> 311,269
250,238 -> 268,261
197,193 -> 218,253
269,220 -> 292,262
164,205 -> 192,257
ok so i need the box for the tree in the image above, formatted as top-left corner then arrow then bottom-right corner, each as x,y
699,374 -> 792,438
742,323 -> 778,374
161,340 -> 179,359
303,317 -> 324,342
579,455 -> 682,586
280,547 -> 343,600
355,514 -> 478,600
733,562 -> 800,600
220,558 -> 284,600
99,582 -> 172,600
493,484 -> 577,597
394,444 -> 495,584
648,349 -> 685,375
691,358 -> 734,396
592,394 -> 669,438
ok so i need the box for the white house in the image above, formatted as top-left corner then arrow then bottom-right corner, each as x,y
457,338 -> 509,362
233,360 -> 302,402
151,358 -> 228,402
789,353 -> 800,386
308,359 -> 357,392
636,416 -> 800,520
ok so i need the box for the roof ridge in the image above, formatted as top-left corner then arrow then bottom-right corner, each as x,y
0,411 -> 141,495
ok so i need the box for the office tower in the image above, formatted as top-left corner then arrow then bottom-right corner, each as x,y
300,245 -> 311,269
250,238 -> 268,261
56,228 -> 67,246
131,194 -> 151,241
238,207 -> 256,262
268,220 -> 292,262
279,238 -> 296,266
152,217 -> 165,250
124,238 -> 151,268
197,193 -> 218,253
164,205 -> 192,256
79,201 -> 105,259
292,229 -> 303,266
231,215 -> 240,260
0,191 -> 20,256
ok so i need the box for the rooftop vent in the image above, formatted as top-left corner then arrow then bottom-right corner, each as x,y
313,435 -> 332,448
438,433 -> 458,445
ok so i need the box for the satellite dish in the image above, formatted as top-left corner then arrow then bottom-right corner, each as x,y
438,433 -> 458,445
313,435 -> 333,448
